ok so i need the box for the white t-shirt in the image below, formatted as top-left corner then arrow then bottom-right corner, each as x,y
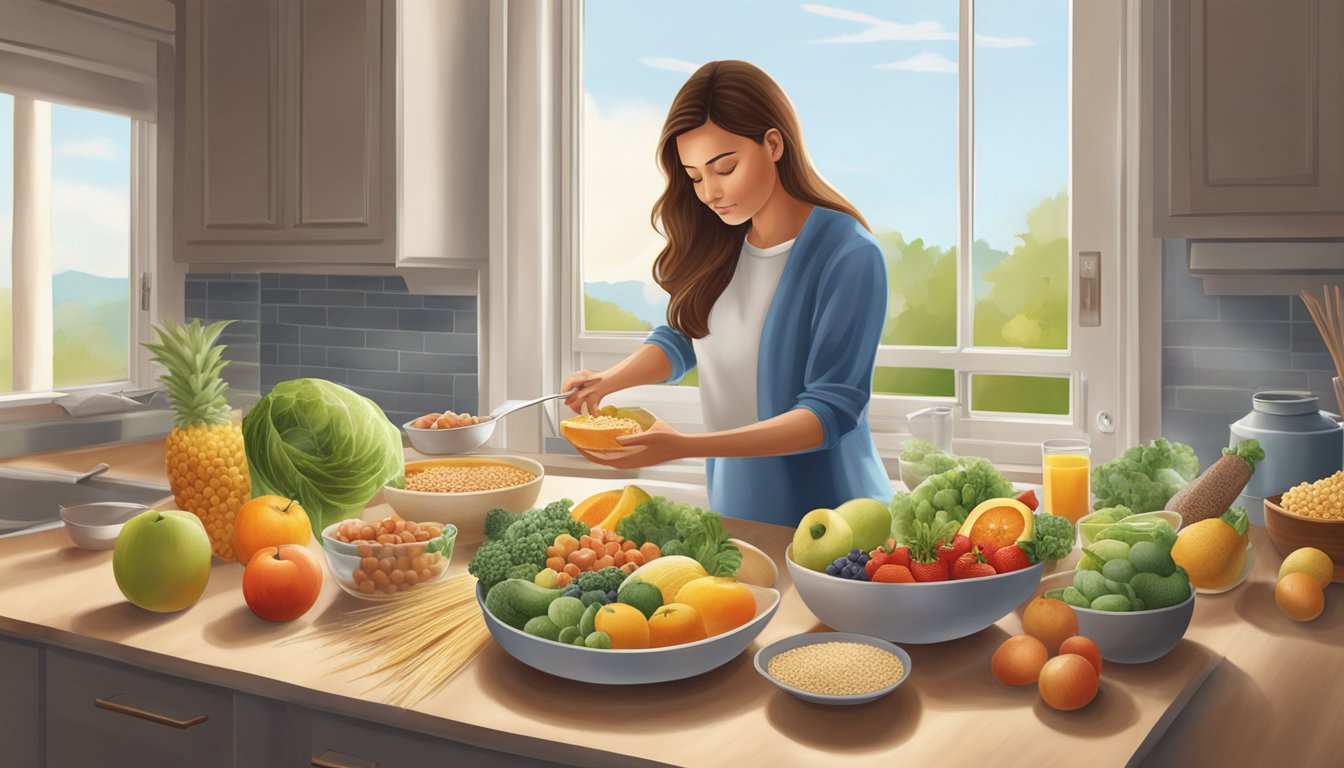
692,235 -> 794,432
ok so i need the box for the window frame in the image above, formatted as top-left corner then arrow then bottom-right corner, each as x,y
0,96 -> 156,406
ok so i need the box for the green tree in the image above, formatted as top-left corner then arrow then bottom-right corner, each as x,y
876,231 -> 957,347
584,293 -> 651,332
973,190 -> 1069,349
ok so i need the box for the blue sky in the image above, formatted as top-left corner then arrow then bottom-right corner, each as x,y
0,94 -> 131,288
582,0 -> 1067,283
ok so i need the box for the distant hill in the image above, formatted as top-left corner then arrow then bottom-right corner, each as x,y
584,281 -> 667,328
54,271 -> 129,305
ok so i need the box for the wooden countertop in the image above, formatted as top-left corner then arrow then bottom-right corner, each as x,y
0,440 -> 1339,766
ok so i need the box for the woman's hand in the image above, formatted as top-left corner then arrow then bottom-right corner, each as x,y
561,368 -> 611,415
577,421 -> 693,469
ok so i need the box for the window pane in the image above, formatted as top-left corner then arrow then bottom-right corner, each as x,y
972,0 -> 1069,350
50,104 -> 131,388
874,366 -> 955,398
0,93 -> 13,392
970,373 -> 1069,415
581,1 -> 959,346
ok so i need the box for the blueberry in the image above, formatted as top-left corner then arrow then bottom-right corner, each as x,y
832,557 -> 849,568
826,565 -> 840,575
858,553 -> 871,564
606,590 -> 618,601
849,548 -> 862,557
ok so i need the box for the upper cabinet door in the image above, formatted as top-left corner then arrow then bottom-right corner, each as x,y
1157,0 -> 1344,237
289,0 -> 385,239
180,0 -> 283,239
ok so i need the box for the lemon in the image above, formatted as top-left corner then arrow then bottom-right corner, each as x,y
1279,547 -> 1335,590
1171,518 -> 1246,590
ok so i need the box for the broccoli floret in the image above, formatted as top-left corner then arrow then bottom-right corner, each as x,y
659,539 -> 691,558
575,566 -> 626,594
466,539 -> 513,592
506,562 -> 543,582
1019,513 -> 1075,564
484,508 -> 518,540
504,499 -> 587,543
580,589 -> 610,607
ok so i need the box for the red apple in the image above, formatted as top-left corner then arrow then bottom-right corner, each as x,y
234,495 -> 312,565
242,544 -> 323,621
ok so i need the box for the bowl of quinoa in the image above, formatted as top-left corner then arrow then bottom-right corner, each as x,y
381,456 -> 544,542
754,632 -> 911,705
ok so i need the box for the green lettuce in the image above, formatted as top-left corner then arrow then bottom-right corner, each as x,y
890,456 -> 1015,544
242,378 -> 405,537
1090,438 -> 1199,513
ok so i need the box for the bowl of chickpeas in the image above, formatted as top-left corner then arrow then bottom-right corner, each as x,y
403,409 -> 496,454
380,456 -> 544,543
321,514 -> 456,600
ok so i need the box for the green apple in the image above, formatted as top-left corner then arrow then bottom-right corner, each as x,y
113,509 -> 213,612
791,509 -> 853,572
834,497 -> 894,553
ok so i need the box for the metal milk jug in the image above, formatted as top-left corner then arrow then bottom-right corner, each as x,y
1229,391 -> 1344,525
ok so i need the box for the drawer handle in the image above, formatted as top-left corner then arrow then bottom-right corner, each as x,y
311,751 -> 378,768
93,696 -> 209,729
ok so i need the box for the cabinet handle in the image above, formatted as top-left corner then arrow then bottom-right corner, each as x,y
311,751 -> 378,768
93,696 -> 208,729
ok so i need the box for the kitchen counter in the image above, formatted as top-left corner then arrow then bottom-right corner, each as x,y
0,440 -> 1339,766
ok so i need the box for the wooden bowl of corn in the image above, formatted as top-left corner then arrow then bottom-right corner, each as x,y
1264,472 -> 1344,583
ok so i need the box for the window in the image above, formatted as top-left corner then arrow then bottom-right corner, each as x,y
565,0 -> 1125,463
0,94 -> 139,395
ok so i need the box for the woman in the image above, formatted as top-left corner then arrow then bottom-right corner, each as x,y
563,60 -> 892,526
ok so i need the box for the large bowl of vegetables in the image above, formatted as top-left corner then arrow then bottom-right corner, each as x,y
469,494 -> 782,684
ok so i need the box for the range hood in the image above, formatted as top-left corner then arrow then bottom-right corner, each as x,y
1187,240 -> 1344,295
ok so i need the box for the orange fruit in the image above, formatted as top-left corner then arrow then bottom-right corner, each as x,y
571,489 -> 622,528
1059,635 -> 1103,676
1275,572 -> 1325,622
991,635 -> 1049,686
1038,653 -> 1099,711
647,603 -> 708,647
674,577 -> 757,636
1022,597 -> 1079,655
593,602 -> 650,648
959,498 -> 1034,553
233,495 -> 312,565
561,406 -> 646,451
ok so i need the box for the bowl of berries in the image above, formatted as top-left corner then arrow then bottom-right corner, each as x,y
785,497 -> 1069,644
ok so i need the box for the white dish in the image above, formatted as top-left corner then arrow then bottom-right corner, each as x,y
382,456 -> 543,543
478,582 -> 781,685
1193,541 -> 1257,595
58,501 -> 149,550
1031,570 -> 1195,663
754,632 -> 912,705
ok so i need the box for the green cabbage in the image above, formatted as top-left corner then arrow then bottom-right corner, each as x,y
1090,438 -> 1199,513
242,378 -> 404,537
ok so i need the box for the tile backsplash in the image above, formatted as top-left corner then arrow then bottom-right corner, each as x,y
186,273 -> 477,426
1161,239 -> 1339,468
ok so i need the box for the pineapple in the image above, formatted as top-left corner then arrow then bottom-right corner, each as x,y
144,319 -> 252,561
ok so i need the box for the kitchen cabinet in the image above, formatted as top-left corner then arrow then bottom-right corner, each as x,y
0,635 -> 41,767
1154,0 -> 1344,237
175,0 -> 489,266
45,646 -> 235,768
302,709 -> 568,768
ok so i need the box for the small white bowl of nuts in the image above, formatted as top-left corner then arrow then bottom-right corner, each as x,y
403,409 -> 496,454
320,514 -> 456,600
380,456 -> 544,543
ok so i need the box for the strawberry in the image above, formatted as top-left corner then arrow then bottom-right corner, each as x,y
937,534 -> 972,571
1015,488 -> 1040,512
910,559 -> 949,582
888,546 -> 912,569
952,552 -> 996,580
864,549 -> 891,578
987,544 -> 1032,574
872,564 -> 916,583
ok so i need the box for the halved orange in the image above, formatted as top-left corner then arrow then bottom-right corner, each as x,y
561,405 -> 657,451
571,489 -> 623,528
959,498 -> 1034,553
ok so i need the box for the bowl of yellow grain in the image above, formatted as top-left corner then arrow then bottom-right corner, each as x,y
754,631 -> 912,705
380,456 -> 544,543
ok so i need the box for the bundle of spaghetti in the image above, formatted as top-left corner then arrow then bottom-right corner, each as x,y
1299,286 -> 1344,414
302,574 -> 489,708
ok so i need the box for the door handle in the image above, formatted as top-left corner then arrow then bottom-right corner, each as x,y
94,695 -> 208,729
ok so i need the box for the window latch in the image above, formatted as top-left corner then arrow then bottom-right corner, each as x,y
140,272 -> 151,311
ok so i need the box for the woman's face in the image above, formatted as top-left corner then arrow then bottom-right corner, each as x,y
675,119 -> 783,227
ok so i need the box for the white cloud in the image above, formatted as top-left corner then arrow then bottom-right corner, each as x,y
875,52 -> 958,74
581,93 -> 669,286
50,182 -> 130,278
55,138 -> 121,161
802,4 -> 1032,48
640,57 -> 699,73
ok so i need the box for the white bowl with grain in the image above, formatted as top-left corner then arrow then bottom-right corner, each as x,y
380,456 -> 544,543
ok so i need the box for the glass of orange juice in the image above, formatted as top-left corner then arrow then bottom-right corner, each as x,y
1042,437 -> 1091,523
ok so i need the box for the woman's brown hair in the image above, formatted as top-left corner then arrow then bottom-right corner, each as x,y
651,60 -> 868,339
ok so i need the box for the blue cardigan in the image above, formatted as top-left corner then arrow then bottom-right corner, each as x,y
645,207 -> 894,526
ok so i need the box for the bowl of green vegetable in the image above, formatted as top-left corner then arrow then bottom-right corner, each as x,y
1031,568 -> 1195,664
1076,507 -> 1183,548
